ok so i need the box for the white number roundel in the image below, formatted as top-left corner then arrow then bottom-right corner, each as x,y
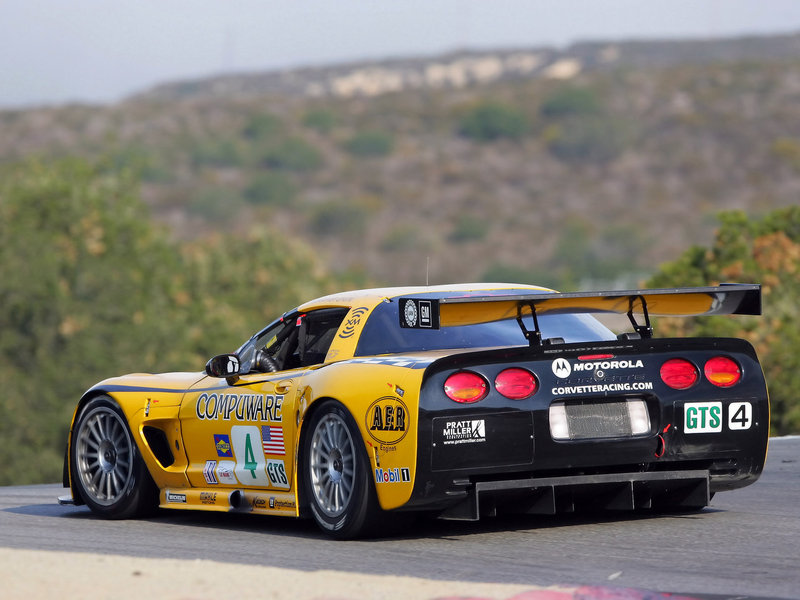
231,426 -> 269,486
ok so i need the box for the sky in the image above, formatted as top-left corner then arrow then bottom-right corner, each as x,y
2,0 -> 800,109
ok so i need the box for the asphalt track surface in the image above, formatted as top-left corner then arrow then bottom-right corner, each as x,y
2,437 -> 800,600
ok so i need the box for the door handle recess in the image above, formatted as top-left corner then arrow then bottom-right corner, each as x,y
275,380 -> 293,394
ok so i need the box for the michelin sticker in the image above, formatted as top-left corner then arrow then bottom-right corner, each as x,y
166,491 -> 187,504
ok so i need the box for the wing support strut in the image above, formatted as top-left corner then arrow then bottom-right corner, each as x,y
627,295 -> 653,339
516,302 -> 542,347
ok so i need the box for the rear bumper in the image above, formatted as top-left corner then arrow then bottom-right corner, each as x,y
403,337 -> 769,518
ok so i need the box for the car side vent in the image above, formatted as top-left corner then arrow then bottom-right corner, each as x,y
143,426 -> 175,468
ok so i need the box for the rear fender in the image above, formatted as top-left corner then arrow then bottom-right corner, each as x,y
297,362 -> 425,511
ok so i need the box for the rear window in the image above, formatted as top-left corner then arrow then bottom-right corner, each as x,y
354,302 -> 615,357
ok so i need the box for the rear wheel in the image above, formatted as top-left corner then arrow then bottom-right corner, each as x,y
70,395 -> 157,518
303,401 -> 380,539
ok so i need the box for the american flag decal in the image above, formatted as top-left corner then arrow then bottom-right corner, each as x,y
262,425 -> 285,455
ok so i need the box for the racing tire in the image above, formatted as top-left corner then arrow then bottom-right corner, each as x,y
70,395 -> 158,519
302,400 -> 381,539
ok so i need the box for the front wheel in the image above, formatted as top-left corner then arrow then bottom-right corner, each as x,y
303,401 -> 380,539
70,395 -> 158,518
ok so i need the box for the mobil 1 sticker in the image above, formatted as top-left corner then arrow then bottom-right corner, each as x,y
684,401 -> 752,433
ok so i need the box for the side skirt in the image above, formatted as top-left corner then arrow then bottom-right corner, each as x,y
160,488 -> 300,517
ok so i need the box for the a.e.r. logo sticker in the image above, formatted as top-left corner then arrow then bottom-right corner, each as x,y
365,397 -> 408,445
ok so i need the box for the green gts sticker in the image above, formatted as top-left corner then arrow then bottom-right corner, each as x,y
684,401 -> 752,433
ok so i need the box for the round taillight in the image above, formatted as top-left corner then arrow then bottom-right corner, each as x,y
444,371 -> 488,403
495,368 -> 538,400
704,356 -> 741,387
660,358 -> 698,390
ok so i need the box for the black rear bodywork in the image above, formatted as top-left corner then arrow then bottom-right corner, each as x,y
407,337 -> 768,520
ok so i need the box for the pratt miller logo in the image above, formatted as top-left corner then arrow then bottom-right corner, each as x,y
442,419 -> 486,445
552,358 -> 572,378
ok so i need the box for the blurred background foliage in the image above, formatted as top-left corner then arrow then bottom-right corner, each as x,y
5,53 -> 800,291
648,207 -> 800,434
0,158 -> 349,484
2,39 -> 800,483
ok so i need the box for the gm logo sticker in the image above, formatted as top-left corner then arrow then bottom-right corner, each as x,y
399,298 -> 439,329
552,358 -> 572,378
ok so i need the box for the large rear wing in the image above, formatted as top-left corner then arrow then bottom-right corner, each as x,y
398,284 -> 761,345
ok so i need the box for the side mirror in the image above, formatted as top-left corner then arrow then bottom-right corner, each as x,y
205,354 -> 241,381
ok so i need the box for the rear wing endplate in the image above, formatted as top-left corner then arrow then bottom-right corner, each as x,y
398,284 -> 761,345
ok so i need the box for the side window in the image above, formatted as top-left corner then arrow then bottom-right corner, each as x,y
257,308 -> 348,371
296,308 -> 348,367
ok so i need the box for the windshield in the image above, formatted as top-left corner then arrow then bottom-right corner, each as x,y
354,302 -> 615,356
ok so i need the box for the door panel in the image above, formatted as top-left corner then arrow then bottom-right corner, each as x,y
179,308 -> 348,492
179,374 -> 300,491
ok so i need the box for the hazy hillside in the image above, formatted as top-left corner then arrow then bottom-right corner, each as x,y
3,32 -> 800,288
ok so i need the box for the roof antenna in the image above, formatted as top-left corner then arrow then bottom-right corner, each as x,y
426,257 -> 430,286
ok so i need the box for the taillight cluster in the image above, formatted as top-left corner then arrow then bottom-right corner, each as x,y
660,356 -> 741,390
444,368 -> 538,403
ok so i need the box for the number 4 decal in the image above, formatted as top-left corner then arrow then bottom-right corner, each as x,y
231,426 -> 269,486
728,402 -> 753,431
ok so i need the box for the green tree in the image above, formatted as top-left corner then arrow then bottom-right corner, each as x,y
260,137 -> 323,172
546,116 -> 634,164
448,215 -> 489,243
343,130 -> 394,157
190,138 -> 244,167
308,199 -> 368,237
648,207 -> 800,434
540,85 -> 601,118
539,85 -> 634,164
458,102 -> 528,142
303,109 -> 337,134
243,112 -> 283,140
244,172 -> 297,207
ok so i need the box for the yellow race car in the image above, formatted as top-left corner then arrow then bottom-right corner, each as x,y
61,283 -> 769,538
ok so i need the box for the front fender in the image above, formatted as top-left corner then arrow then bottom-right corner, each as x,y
66,372 -> 206,501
